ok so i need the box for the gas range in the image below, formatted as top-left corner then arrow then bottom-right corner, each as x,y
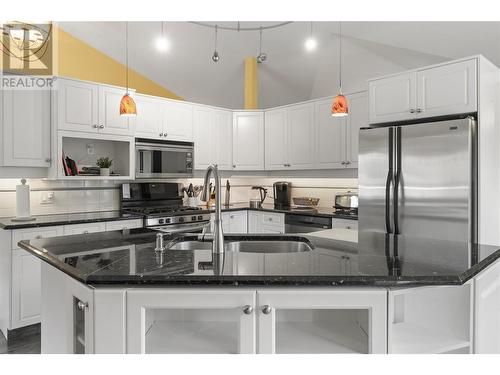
121,182 -> 211,233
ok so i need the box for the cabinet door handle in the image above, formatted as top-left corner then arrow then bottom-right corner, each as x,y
93,124 -> 99,128
77,301 -> 88,311
262,305 -> 272,314
83,230 -> 89,234
164,133 -> 168,137
159,133 -> 163,137
416,108 -> 422,113
345,161 -> 350,165
45,158 -> 51,163
242,305 -> 253,315
233,165 -> 236,168
409,109 -> 416,113
341,161 -> 346,165
99,124 -> 104,129
35,235 -> 42,239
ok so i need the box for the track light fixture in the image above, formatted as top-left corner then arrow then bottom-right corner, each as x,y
212,25 -> 220,62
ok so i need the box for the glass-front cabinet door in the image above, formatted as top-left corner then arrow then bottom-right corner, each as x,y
257,289 -> 387,354
126,289 -> 257,354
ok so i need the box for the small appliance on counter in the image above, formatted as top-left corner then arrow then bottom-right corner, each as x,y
249,186 -> 267,209
273,181 -> 292,209
334,191 -> 359,215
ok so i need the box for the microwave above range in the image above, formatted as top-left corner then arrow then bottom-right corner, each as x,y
135,138 -> 194,179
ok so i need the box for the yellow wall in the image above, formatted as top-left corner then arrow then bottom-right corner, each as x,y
54,26 -> 182,100
244,57 -> 258,109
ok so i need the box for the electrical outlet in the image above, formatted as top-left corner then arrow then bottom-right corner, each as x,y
86,143 -> 95,155
40,191 -> 55,205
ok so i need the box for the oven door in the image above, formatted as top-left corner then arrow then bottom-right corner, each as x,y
135,140 -> 193,178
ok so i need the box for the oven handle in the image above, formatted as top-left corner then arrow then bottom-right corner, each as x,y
152,222 -> 210,234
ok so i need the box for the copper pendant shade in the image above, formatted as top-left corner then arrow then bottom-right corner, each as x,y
332,21 -> 348,117
331,92 -> 348,117
120,22 -> 137,117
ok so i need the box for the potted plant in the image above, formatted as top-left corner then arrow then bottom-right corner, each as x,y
96,157 -> 113,176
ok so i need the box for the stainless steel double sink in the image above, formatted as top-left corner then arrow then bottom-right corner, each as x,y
168,237 -> 314,253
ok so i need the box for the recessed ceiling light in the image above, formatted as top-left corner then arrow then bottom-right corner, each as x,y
305,37 -> 317,51
155,36 -> 170,52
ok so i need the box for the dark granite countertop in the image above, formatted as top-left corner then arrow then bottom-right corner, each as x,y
0,210 -> 142,230
219,203 -> 358,220
18,228 -> 500,287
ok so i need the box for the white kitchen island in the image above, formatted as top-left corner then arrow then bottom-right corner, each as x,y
18,229 -> 500,354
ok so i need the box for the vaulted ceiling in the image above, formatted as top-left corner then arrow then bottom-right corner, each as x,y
59,21 -> 500,109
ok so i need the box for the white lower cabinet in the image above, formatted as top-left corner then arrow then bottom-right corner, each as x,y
387,284 -> 472,354
248,211 -> 285,234
11,250 -> 42,329
332,218 -> 358,230
124,287 -> 386,354
257,289 -> 387,354
222,211 -> 248,233
63,222 -> 107,235
126,289 -> 257,354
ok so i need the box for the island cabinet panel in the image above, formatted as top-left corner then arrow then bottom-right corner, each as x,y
256,288 -> 387,354
387,284 -> 472,354
126,289 -> 257,354
474,259 -> 500,353
41,263 -> 94,354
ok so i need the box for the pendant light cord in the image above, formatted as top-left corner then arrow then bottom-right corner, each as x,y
339,21 -> 342,92
125,21 -> 129,95
214,24 -> 218,51
259,26 -> 263,54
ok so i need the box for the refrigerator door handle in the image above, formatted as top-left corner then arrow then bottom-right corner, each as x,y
385,170 -> 393,234
393,127 -> 402,235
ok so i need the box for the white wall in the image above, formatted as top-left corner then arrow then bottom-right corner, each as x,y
309,34 -> 446,99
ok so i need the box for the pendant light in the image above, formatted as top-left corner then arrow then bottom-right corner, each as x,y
304,21 -> 317,51
212,25 -> 220,62
257,27 -> 267,63
332,21 -> 348,117
120,22 -> 137,117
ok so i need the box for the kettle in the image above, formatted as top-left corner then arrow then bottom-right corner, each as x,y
249,186 -> 267,209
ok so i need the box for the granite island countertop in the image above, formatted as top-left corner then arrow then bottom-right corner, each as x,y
18,228 -> 500,287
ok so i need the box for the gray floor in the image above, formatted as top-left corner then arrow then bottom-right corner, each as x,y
0,324 -> 41,354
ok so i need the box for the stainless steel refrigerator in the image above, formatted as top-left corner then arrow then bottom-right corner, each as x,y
358,117 -> 477,244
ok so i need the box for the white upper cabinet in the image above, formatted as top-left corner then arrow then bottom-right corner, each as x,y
369,58 -> 478,124
98,85 -> 135,136
2,89 -> 51,167
264,103 -> 315,170
369,72 -> 417,124
232,111 -> 264,170
57,78 -> 99,133
287,103 -> 315,169
315,98 -> 346,169
56,78 -> 134,136
417,59 -> 477,118
162,101 -> 193,141
134,94 -> 163,139
264,109 -> 288,170
314,92 -> 368,169
214,110 -> 233,170
193,107 -> 215,169
346,93 -> 369,167
193,107 -> 232,170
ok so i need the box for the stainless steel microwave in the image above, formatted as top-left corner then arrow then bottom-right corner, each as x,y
135,138 -> 194,178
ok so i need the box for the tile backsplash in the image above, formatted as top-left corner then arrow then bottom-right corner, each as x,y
0,177 -> 358,218
0,179 -> 121,218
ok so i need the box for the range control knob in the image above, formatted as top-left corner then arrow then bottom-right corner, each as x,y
165,218 -> 171,224
191,216 -> 197,221
178,217 -> 185,223
158,219 -> 164,224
